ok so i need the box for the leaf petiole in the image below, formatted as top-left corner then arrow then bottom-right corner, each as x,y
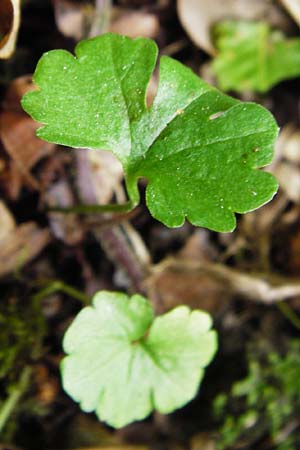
32,280 -> 90,305
48,200 -> 136,215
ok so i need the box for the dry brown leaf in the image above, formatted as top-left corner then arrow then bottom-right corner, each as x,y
0,76 -> 55,197
54,0 -> 94,40
3,74 -> 35,109
54,0 -> 111,40
150,268 -> 229,314
177,0 -> 289,54
1,113 -> 54,169
0,0 -> 20,59
276,162 -> 300,202
0,199 -> 15,240
46,180 -> 84,245
147,231 -> 228,315
279,0 -> 300,25
0,221 -> 51,278
0,202 -> 48,279
148,222 -> 300,308
110,7 -> 160,39
240,194 -> 287,239
276,125 -> 300,164
0,159 -> 24,199
87,150 -> 124,205
151,258 -> 300,305
271,125 -> 300,203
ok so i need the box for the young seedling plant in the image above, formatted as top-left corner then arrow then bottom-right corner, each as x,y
21,33 -> 279,428
212,20 -> 300,94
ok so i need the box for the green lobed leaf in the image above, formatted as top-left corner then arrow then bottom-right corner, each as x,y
61,291 -> 217,428
22,33 -> 279,232
212,20 -> 300,93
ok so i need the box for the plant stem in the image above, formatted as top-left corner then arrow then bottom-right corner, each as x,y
33,280 -> 90,305
75,150 -> 148,294
0,366 -> 31,434
89,0 -> 112,37
276,301 -> 300,331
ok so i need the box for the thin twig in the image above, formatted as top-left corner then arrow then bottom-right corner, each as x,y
150,259 -> 300,304
89,0 -> 112,38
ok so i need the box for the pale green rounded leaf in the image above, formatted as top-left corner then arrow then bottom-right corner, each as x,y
22,33 -> 279,232
61,291 -> 217,428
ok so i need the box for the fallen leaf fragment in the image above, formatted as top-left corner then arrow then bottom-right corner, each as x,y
151,258 -> 300,304
1,113 -> 53,170
276,125 -> 300,164
276,162 -> 300,202
110,8 -> 159,39
0,76 -> 55,198
54,0 -> 111,40
150,268 -> 229,314
0,0 -> 20,59
279,0 -> 300,26
147,231 -> 227,315
0,220 -> 51,278
3,73 -> 35,108
54,0 -> 94,40
46,180 -> 84,245
272,125 -> 300,203
0,200 -> 15,240
87,150 -> 124,205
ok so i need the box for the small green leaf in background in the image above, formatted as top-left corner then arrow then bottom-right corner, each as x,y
212,20 -> 300,93
61,291 -> 217,428
22,33 -> 278,232
214,340 -> 300,450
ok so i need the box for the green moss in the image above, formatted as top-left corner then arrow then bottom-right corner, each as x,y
0,295 -> 45,440
214,340 -> 300,449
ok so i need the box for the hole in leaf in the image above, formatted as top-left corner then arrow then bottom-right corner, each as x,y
146,71 -> 158,108
209,111 -> 225,120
